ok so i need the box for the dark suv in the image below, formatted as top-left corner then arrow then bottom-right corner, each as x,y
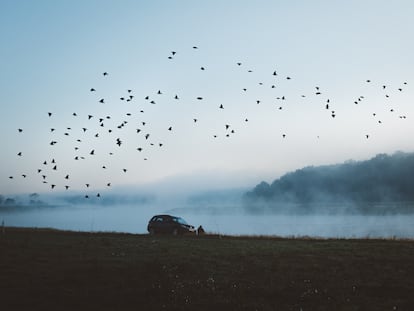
147,215 -> 195,235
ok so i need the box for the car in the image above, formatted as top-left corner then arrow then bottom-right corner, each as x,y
147,215 -> 196,235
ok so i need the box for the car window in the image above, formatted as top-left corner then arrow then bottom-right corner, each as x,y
173,217 -> 188,225
156,217 -> 163,222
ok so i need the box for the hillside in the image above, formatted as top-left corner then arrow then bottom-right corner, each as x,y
244,152 -> 414,214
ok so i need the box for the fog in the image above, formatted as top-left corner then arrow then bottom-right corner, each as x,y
3,152 -> 414,238
2,193 -> 414,239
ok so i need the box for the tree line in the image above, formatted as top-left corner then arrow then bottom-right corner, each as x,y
243,152 -> 414,214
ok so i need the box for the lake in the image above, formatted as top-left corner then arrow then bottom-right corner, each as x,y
2,204 -> 414,238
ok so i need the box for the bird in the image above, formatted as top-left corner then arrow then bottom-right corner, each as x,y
18,128 -> 23,133
174,95 -> 179,100
88,115 -> 93,120
122,169 -> 127,173
48,112 -> 52,117
90,88 -> 96,92
90,150 -> 95,155
103,72 -> 108,76
65,175 -> 69,179
168,126 -> 172,131
197,97 -> 203,100
99,99 -> 105,103
17,152 -> 22,156
200,67 -> 205,70
219,104 -> 224,109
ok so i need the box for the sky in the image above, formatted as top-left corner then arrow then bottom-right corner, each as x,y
1,0 -> 414,196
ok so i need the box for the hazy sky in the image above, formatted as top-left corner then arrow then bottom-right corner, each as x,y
1,0 -> 413,195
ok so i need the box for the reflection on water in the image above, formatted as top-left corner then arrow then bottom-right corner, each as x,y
2,204 -> 414,238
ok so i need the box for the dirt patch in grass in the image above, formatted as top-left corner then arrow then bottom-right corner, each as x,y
1,227 -> 414,310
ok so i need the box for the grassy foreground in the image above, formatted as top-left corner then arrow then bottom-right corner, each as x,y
1,227 -> 414,310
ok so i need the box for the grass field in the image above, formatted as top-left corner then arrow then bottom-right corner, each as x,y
1,227 -> 414,310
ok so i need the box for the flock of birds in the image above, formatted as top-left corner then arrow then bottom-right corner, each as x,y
7,46 -> 410,198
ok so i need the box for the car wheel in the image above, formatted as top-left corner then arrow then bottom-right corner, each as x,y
149,228 -> 156,235
172,228 -> 178,236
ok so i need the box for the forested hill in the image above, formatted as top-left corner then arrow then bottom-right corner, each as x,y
244,152 -> 414,213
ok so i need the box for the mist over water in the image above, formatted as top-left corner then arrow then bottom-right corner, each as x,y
2,202 -> 414,238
